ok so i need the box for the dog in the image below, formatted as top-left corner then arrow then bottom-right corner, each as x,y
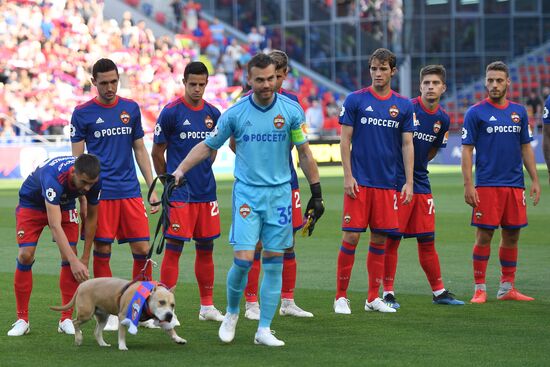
50,278 -> 186,350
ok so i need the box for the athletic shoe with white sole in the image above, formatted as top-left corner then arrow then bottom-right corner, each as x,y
199,306 -> 224,321
7,319 -> 30,336
103,315 -> 119,331
218,313 -> 239,343
433,290 -> 465,305
244,301 -> 260,320
383,293 -> 401,310
365,297 -> 397,313
254,328 -> 285,347
279,299 -> 314,317
333,297 -> 351,314
58,319 -> 75,334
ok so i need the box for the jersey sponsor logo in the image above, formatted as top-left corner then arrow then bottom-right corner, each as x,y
343,214 -> 351,224
389,105 -> 399,118
46,188 -> 57,202
365,106 -> 373,112
242,133 -> 287,143
95,126 -> 133,138
171,223 -> 180,232
364,117 -> 400,128
96,117 -> 104,124
183,119 -> 191,126
273,114 -> 285,129
433,121 -> 441,133
120,111 -> 130,124
510,112 -> 520,124
154,124 -> 162,136
486,125 -> 521,134
204,115 -> 214,129
180,131 -> 214,140
443,131 -> 449,144
413,131 -> 437,142
239,203 -> 251,218
489,116 -> 497,122
461,127 -> 468,139
17,230 -> 25,238
413,112 -> 420,126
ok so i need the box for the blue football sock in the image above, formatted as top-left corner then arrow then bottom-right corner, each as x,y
259,256 -> 283,328
226,258 -> 252,314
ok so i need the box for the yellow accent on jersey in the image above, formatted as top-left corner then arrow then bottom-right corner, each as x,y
291,127 -> 306,144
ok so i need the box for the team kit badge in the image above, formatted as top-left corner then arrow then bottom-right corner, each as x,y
273,114 -> 285,129
511,112 -> 520,124
389,105 -> 399,118
239,203 -> 251,218
433,121 -> 441,133
120,111 -> 130,124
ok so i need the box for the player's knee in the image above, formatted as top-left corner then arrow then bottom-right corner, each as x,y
476,228 -> 494,246
129,241 -> 150,255
342,231 -> 360,245
17,249 -> 35,265
94,241 -> 112,254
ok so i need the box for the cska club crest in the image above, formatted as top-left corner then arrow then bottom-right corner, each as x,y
433,121 -> 441,133
131,298 -> 142,320
239,204 -> 251,218
17,230 -> 25,238
204,115 -> 214,129
475,211 -> 483,219
120,111 -> 130,124
273,114 -> 285,129
389,105 -> 399,118
343,214 -> 351,224
511,112 -> 520,124
171,223 -> 180,232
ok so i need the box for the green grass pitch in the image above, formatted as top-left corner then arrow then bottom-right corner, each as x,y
0,167 -> 548,366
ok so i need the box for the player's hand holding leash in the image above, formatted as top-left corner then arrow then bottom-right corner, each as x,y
302,182 -> 325,236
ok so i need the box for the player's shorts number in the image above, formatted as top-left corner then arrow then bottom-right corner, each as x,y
427,198 -> 434,215
69,209 -> 79,224
393,194 -> 398,210
210,201 -> 219,216
277,205 -> 292,225
522,191 -> 526,206
294,191 -> 301,208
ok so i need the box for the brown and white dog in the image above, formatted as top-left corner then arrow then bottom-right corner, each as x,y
50,278 -> 186,350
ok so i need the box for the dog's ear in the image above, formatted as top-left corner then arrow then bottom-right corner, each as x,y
168,285 -> 176,293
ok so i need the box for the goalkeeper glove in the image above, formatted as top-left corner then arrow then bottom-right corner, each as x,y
302,182 -> 325,236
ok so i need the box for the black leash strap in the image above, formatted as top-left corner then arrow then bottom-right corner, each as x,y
146,174 -> 186,259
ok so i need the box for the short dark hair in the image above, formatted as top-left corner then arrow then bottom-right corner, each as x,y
268,50 -> 289,71
92,58 -> 118,79
247,53 -> 275,74
486,61 -> 509,77
420,65 -> 446,84
184,61 -> 209,80
369,48 -> 397,69
74,154 -> 100,179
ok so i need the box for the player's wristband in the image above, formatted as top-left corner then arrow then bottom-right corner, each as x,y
310,182 -> 322,199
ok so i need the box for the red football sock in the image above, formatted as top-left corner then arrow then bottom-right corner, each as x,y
499,246 -> 518,284
245,252 -> 261,302
59,262 -> 78,320
383,236 -> 401,292
14,260 -> 33,322
281,251 -> 297,299
473,244 -> 491,285
367,242 -> 385,302
132,253 -> 152,280
195,243 -> 215,306
93,250 -> 112,278
336,240 -> 357,299
160,243 -> 183,289
417,236 -> 444,291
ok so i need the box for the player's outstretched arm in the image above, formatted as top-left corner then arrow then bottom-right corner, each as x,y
340,125 -> 359,198
173,141 -> 214,185
521,143 -> 541,206
133,138 -> 159,214
401,131 -> 414,204
81,203 -> 98,269
461,144 -> 479,208
45,202 -> 89,283
543,124 -> 550,185
297,142 -> 324,236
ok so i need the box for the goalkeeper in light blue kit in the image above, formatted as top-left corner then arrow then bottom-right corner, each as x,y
172,53 -> 324,347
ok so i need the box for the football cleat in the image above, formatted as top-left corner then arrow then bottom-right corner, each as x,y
497,288 -> 534,301
244,301 -> 260,320
470,289 -> 487,304
365,297 -> 397,313
199,306 -> 224,321
279,299 -> 314,317
218,313 -> 239,343
383,293 -> 401,309
333,297 -> 351,314
7,319 -> 30,336
433,290 -> 465,305
58,319 -> 75,335
254,328 -> 285,347
103,315 -> 119,331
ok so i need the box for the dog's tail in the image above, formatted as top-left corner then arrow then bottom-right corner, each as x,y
50,289 -> 78,311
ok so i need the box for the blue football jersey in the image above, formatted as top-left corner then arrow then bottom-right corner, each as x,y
462,99 -> 532,188
543,95 -> 550,125
395,97 -> 450,194
339,87 -> 416,189
206,93 -> 307,186
19,156 -> 101,211
154,98 -> 220,202
70,97 -> 144,200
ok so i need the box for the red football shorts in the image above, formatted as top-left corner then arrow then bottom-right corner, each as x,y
16,206 -> 79,247
165,201 -> 221,242
342,186 -> 398,233
471,187 -> 527,229
395,193 -> 435,237
292,188 -> 304,231
95,198 -> 150,244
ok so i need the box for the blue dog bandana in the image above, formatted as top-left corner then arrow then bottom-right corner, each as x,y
120,281 -> 156,335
